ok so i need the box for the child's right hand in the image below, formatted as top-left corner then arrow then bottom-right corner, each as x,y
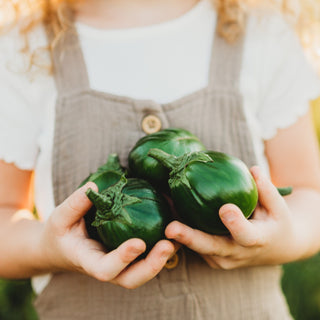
39,182 -> 175,289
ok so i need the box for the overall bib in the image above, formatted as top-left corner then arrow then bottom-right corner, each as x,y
34,19 -> 292,320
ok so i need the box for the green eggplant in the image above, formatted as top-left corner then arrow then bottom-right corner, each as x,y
148,149 -> 291,235
86,176 -> 171,252
79,154 -> 125,241
128,128 -> 205,191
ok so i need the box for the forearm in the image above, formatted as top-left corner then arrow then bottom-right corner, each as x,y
0,208 -> 50,279
285,187 -> 320,261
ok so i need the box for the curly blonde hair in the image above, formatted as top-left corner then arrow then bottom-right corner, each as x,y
1,0 -> 320,72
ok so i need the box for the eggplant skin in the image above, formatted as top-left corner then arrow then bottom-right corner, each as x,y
96,179 -> 172,252
128,128 -> 205,191
170,151 -> 258,235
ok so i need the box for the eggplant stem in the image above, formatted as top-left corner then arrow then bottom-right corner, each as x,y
86,176 -> 141,226
277,186 -> 293,196
148,148 -> 179,169
86,188 -> 113,210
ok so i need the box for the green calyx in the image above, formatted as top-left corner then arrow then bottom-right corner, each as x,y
148,148 -> 212,189
86,175 -> 141,227
148,148 -> 293,196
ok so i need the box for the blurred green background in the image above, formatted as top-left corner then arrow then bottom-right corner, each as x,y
1,100 -> 320,320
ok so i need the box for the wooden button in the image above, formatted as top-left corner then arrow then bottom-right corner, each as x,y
141,114 -> 162,134
164,253 -> 179,269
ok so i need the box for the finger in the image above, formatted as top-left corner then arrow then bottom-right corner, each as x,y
112,240 -> 175,289
203,255 -> 242,270
201,255 -> 221,269
54,182 -> 98,229
78,238 -> 146,281
250,166 -> 287,216
171,241 -> 182,255
165,220 -> 236,256
219,203 -> 262,247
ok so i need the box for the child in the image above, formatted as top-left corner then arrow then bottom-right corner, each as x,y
1,0 -> 320,319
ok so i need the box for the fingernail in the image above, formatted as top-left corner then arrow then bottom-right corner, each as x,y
221,211 -> 236,223
132,247 -> 144,255
161,250 -> 171,260
83,182 -> 98,192
173,233 -> 182,241
251,166 -> 267,182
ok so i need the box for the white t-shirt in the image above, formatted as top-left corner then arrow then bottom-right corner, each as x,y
0,0 -> 319,221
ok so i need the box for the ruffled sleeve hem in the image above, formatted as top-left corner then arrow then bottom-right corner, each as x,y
260,101 -> 316,141
0,123 -> 40,171
259,73 -> 320,141
0,152 -> 36,170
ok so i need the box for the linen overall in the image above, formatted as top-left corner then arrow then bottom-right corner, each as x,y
34,19 -> 292,320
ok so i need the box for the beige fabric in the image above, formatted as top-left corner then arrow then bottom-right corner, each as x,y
34,22 -> 292,319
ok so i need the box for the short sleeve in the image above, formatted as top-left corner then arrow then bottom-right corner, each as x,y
255,14 -> 320,140
0,25 -> 50,169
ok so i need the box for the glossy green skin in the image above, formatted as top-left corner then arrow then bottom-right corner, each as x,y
79,156 -> 124,241
169,151 -> 258,235
128,128 -> 205,191
95,179 -> 171,252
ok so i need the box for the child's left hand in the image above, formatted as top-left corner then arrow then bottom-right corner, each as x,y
165,166 -> 301,269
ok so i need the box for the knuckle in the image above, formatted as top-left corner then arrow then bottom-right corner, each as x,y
215,258 -> 235,270
66,195 -> 80,214
206,259 -> 219,269
115,276 -> 140,290
207,237 -> 233,257
119,250 -> 136,265
181,232 -> 193,247
121,281 -> 139,290
219,262 -> 234,270
243,236 -> 259,247
149,261 -> 162,275
92,269 -> 112,282
48,213 -> 62,232
208,248 -> 223,257
235,228 -> 260,247
248,230 -> 266,247
66,189 -> 89,215
119,244 -> 144,264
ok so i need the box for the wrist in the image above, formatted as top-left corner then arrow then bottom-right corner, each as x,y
37,219 -> 71,274
289,217 -> 319,262
0,209 -> 55,279
284,190 -> 320,262
31,219 -> 60,275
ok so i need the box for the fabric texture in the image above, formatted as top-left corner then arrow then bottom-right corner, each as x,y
33,15 -> 292,320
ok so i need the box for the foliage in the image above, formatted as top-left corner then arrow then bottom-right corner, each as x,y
0,279 -> 38,320
282,253 -> 320,320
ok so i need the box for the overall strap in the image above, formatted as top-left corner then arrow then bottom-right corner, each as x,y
204,16 -> 258,168
47,13 -> 90,96
208,23 -> 245,92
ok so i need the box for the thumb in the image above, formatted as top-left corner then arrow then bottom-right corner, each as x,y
250,166 -> 287,216
219,203 -> 259,247
54,182 -> 98,229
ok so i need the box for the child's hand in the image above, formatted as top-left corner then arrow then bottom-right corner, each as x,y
39,182 -> 175,289
165,166 -> 300,269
